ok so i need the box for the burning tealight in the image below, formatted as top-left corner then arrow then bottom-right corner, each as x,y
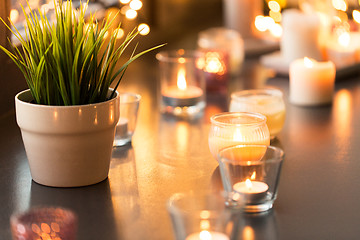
290,57 -> 336,106
157,50 -> 206,117
233,179 -> 269,203
186,230 -> 230,240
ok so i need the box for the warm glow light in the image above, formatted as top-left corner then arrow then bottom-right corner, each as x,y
250,171 -> 256,180
270,10 -> 282,22
114,28 -> 124,39
353,10 -> 360,24
177,68 -> 187,90
130,0 -> 143,10
233,128 -> 244,141
269,23 -> 282,37
103,30 -> 109,39
138,23 -> 150,35
268,1 -> 281,12
200,220 -> 210,230
245,179 -> 253,189
242,226 -> 255,240
120,0 -> 131,3
125,9 -> 137,19
10,9 -> 19,22
332,0 -> 347,11
204,52 -> 226,74
304,57 -> 314,68
199,230 -> 212,240
255,15 -> 267,32
200,210 -> 211,219
338,32 -> 350,47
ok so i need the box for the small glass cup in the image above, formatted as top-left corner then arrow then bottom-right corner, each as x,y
229,88 -> 286,139
208,112 -> 270,162
10,207 -> 77,240
218,145 -> 284,213
156,49 -> 206,118
113,92 -> 141,147
167,191 -> 241,240
197,27 -> 244,76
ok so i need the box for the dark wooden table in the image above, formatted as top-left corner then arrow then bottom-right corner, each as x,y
1,49 -> 360,239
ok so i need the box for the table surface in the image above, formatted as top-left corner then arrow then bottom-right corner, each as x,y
1,23 -> 360,240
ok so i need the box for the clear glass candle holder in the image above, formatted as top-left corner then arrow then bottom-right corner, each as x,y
10,207 -> 77,240
229,88 -> 286,139
156,49 -> 206,118
208,112 -> 270,162
218,145 -> 284,213
167,191 -> 241,240
113,92 -> 141,147
197,27 -> 244,76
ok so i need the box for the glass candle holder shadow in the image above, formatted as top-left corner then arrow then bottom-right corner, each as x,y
229,88 -> 286,140
10,207 -> 77,240
156,49 -> 206,118
218,145 -> 284,213
208,112 -> 270,162
113,92 -> 141,147
167,191 -> 242,240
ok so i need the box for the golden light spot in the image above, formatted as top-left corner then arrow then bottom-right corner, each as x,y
41,223 -> 51,234
51,222 -> 60,232
32,223 -> 41,234
268,1 -> 281,12
125,9 -> 137,19
10,9 -> 19,22
129,0 -> 143,10
138,23 -> 150,35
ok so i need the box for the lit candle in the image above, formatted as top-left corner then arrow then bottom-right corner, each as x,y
325,32 -> 360,68
162,67 -> 203,107
289,57 -> 336,106
233,179 -> 269,203
186,230 -> 229,240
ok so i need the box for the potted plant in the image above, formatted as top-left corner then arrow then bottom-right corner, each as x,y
0,1 -> 162,187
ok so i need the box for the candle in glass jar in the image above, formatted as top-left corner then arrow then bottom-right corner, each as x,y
186,230 -> 229,240
233,179 -> 269,202
162,67 -> 203,107
289,57 -> 336,106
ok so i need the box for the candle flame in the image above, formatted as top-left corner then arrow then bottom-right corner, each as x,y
353,10 -> 360,24
245,179 -> 253,189
199,230 -> 212,240
304,57 -> 314,68
338,32 -> 350,47
177,68 -> 187,90
250,171 -> 256,180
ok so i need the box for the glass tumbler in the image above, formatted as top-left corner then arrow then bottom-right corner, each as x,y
114,92 -> 141,147
229,88 -> 286,139
10,207 -> 77,240
156,49 -> 206,118
167,191 -> 241,240
208,112 -> 270,162
218,145 -> 284,213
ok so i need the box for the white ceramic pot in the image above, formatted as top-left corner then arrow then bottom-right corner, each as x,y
15,89 -> 120,187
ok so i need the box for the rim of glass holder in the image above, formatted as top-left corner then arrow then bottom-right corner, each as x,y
218,144 -> 285,165
210,112 -> 267,127
119,92 -> 141,104
167,191 -> 234,217
231,88 -> 283,103
156,49 -> 204,63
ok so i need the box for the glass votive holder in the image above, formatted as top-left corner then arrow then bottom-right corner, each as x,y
10,207 -> 77,240
218,145 -> 284,213
167,191 -> 241,240
229,88 -> 286,139
156,49 -> 206,118
208,112 -> 270,162
197,27 -> 244,76
113,92 -> 141,147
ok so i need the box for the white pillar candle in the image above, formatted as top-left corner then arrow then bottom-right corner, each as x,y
186,230 -> 229,240
233,179 -> 269,203
281,9 -> 324,64
289,57 -> 336,106
223,0 -> 263,38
